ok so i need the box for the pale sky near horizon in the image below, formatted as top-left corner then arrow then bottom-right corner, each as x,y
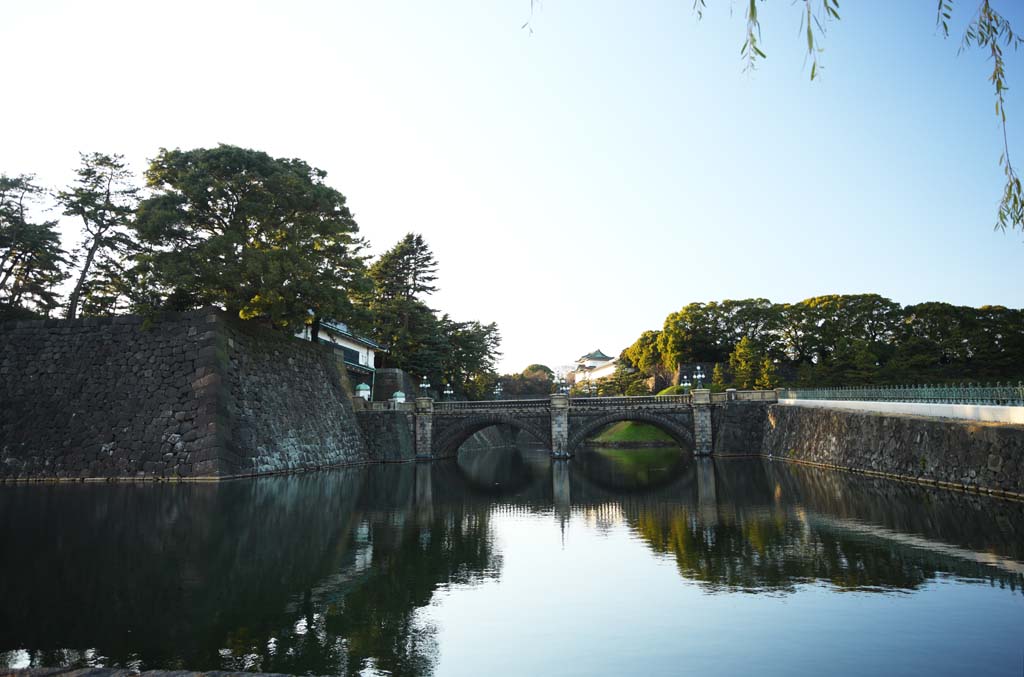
3,1 -> 1023,373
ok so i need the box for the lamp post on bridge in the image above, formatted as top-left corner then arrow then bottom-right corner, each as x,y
419,376 -> 431,399
689,366 -> 712,456
493,381 -> 503,401
443,383 -> 454,401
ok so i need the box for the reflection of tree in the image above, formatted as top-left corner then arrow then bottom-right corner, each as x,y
623,459 -> 1024,593
212,503 -> 500,677
0,465 -> 501,677
628,503 -> 950,592
322,507 -> 499,677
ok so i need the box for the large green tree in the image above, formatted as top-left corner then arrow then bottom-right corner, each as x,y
369,232 -> 438,303
132,145 -> 368,331
365,233 -> 501,396
57,152 -> 139,319
727,336 -> 760,389
440,315 -> 501,397
638,293 -> 1024,387
0,175 -> 68,317
623,330 -> 671,382
366,233 -> 442,372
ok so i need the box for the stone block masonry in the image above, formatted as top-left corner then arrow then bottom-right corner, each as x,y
762,404 -> 1024,499
355,410 -> 416,461
0,309 -> 369,481
219,314 -> 368,476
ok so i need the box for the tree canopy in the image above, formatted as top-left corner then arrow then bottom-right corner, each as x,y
133,145 -> 369,331
365,232 -> 501,397
639,294 -> 1024,388
58,152 -> 139,319
0,175 -> 68,318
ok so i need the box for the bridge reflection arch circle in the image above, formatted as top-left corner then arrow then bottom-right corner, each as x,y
432,413 -> 552,458
566,410 -> 695,455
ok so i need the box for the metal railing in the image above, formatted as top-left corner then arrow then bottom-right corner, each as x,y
569,395 -> 691,406
364,401 -> 414,412
734,390 -> 778,402
433,399 -> 549,411
779,383 -> 1024,407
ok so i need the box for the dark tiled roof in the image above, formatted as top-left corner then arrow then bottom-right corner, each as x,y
578,349 -> 613,361
321,320 -> 385,350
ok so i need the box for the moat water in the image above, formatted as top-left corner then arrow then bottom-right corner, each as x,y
2,446 -> 1023,676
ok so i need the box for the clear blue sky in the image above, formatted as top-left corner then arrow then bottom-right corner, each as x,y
2,1 -> 1022,372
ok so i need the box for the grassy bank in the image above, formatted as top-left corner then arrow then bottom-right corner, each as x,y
587,421 -> 676,446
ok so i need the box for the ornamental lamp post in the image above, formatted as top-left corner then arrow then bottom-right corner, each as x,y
493,382 -> 503,400
694,365 -> 706,389
443,383 -> 454,401
419,376 -> 430,398
682,375 -> 692,391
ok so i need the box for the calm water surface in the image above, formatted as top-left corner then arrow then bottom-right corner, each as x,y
1,445 -> 1023,676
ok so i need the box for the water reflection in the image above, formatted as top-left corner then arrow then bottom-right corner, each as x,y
1,447 -> 1022,675
572,445 -> 692,492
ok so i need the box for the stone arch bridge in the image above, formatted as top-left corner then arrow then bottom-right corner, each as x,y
415,390 -> 778,459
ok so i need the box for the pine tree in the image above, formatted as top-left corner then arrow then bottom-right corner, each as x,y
755,355 -> 777,390
712,362 -> 728,389
369,233 -> 438,302
0,175 -> 69,317
58,153 -> 139,319
728,337 -> 759,389
133,145 -> 368,330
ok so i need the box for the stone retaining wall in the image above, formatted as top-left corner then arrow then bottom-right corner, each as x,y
762,404 -> 1024,498
355,410 -> 416,461
0,310 -> 368,480
712,402 -> 768,456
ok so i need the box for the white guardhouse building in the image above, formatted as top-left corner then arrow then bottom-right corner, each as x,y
573,349 -> 617,383
296,321 -> 383,396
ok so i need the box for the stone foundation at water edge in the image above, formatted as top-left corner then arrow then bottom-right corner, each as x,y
0,310 -> 369,481
762,404 -> 1024,498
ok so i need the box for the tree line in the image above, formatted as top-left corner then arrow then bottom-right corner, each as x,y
0,146 -> 500,398
618,295 -> 1024,391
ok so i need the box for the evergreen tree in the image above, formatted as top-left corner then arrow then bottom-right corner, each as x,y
58,153 -> 139,319
369,233 -> 438,302
711,362 -> 728,390
0,175 -> 68,317
728,337 -> 759,389
132,145 -> 368,331
755,356 -> 777,390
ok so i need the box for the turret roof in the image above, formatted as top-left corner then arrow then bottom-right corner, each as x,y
578,349 -> 613,361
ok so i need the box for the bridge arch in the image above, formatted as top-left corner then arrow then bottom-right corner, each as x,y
567,410 -> 695,454
432,414 -> 552,458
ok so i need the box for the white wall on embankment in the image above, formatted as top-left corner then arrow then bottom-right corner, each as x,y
777,398 -> 1024,425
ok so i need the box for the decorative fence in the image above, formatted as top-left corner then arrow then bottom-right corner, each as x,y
569,395 -> 692,407
434,399 -> 549,411
420,392 -> 779,410
779,383 -> 1024,407
363,401 -> 414,412
709,391 -> 777,403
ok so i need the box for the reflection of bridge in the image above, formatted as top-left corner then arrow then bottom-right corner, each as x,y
414,390 -> 778,459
